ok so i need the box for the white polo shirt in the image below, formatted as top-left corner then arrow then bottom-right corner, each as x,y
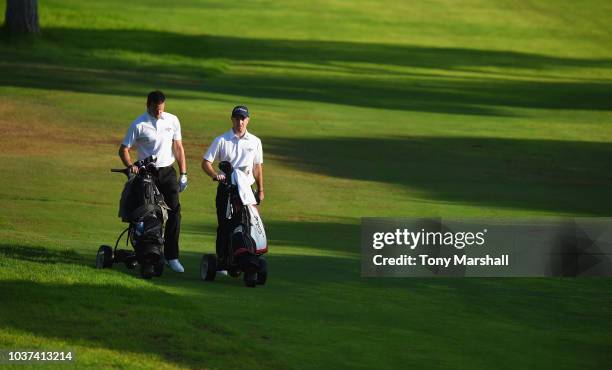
122,111 -> 182,168
203,129 -> 263,185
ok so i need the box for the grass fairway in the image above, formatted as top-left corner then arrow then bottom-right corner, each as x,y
1,0 -> 612,368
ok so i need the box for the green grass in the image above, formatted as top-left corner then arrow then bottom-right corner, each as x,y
1,0 -> 612,368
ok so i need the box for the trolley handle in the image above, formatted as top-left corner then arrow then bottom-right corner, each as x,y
110,155 -> 157,178
110,167 -> 134,179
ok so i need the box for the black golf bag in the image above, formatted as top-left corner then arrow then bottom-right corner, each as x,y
128,173 -> 167,258
115,156 -> 169,278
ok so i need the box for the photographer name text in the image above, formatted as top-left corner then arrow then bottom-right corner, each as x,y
371,228 -> 509,267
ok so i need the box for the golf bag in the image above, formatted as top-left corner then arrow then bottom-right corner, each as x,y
119,157 -> 169,266
231,204 -> 267,257
221,162 -> 267,271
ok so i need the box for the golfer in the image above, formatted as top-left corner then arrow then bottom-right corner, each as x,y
118,90 -> 188,273
201,105 -> 264,266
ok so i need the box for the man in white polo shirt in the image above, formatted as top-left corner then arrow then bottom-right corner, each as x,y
201,105 -> 264,263
118,90 -> 188,273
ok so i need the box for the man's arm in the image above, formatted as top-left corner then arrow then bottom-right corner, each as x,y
118,145 -> 138,174
253,163 -> 264,201
202,159 -> 225,181
173,140 -> 187,174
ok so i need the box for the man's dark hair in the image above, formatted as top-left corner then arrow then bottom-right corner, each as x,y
147,90 -> 166,106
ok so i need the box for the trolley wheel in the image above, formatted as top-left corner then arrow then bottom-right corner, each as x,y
125,257 -> 138,270
96,245 -> 114,269
140,263 -> 155,279
200,254 -> 217,281
153,259 -> 164,277
244,271 -> 257,288
256,257 -> 268,286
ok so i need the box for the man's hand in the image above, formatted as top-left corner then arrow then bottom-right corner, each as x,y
129,164 -> 139,174
202,160 -> 224,182
179,174 -> 188,192
258,189 -> 265,202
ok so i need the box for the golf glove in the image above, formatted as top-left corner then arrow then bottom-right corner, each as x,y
179,174 -> 188,192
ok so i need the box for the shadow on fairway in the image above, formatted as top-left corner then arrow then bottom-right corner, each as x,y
182,218 -> 360,253
266,136 -> 612,216
0,244 -> 86,264
2,242 -> 612,369
0,243 -> 285,369
163,219 -> 361,290
2,28 -> 611,115
0,279 -> 284,369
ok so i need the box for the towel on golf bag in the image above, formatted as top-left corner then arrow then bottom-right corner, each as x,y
231,169 -> 257,206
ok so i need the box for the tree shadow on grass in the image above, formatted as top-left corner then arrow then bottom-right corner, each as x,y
266,136 -> 612,216
182,219 -> 360,254
1,28 -> 611,115
0,244 -> 85,264
0,244 -> 284,369
25,28 -> 612,72
0,280 -> 285,369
